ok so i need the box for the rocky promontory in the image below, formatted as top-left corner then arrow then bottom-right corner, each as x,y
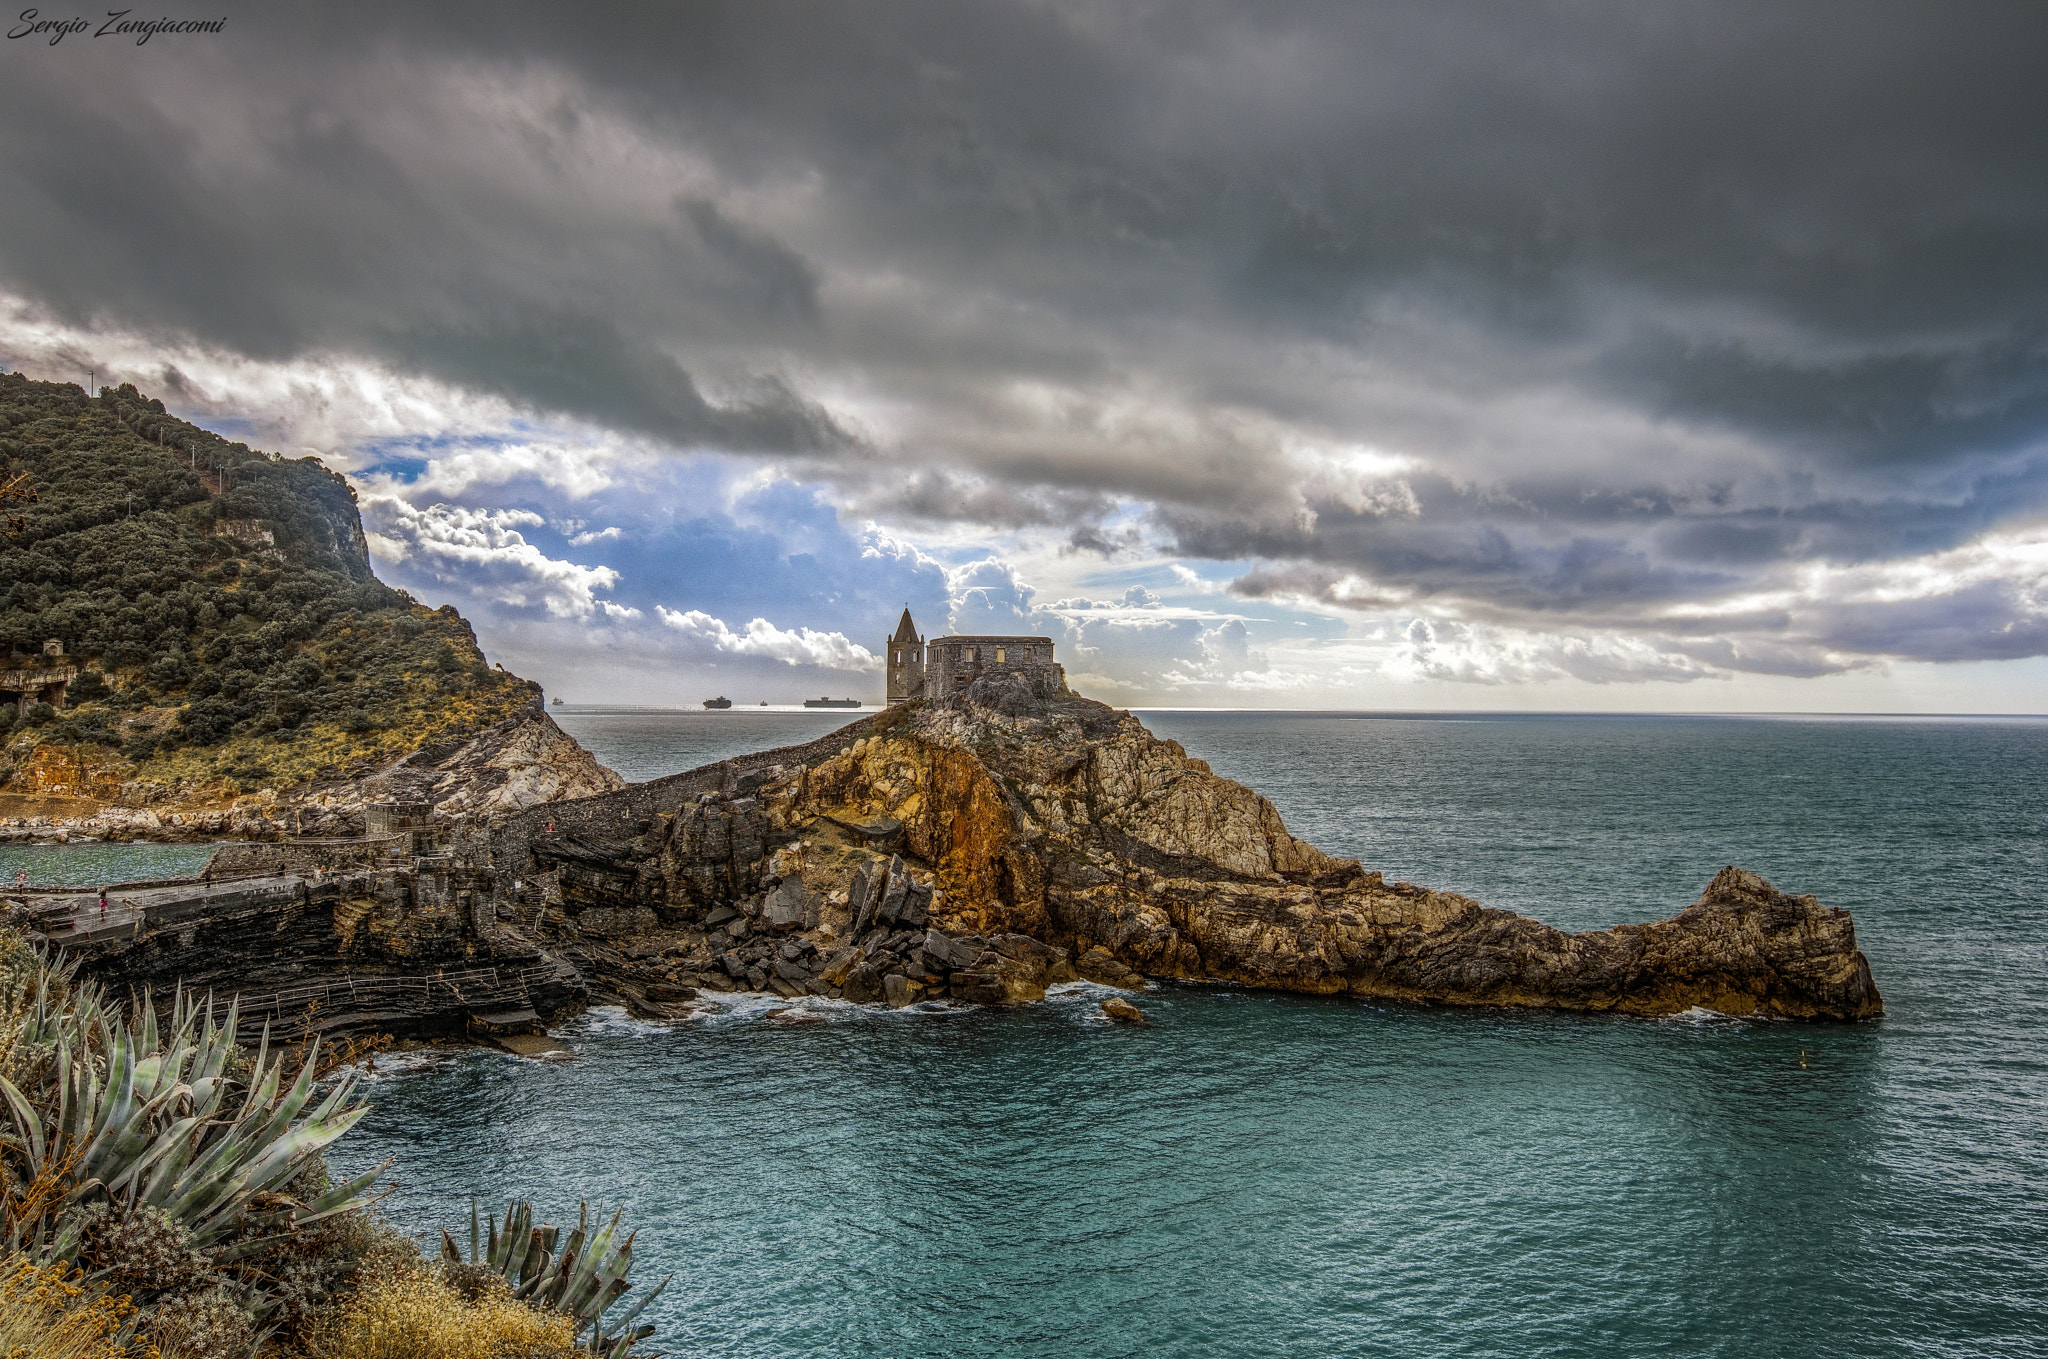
488,668 -> 1883,1023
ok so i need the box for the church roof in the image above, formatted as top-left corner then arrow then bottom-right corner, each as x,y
892,607 -> 921,642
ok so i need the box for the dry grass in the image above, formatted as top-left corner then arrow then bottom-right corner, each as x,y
0,1255 -> 138,1359
304,1267 -> 576,1359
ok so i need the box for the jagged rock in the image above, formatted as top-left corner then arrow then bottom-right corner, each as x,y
949,970 -> 1007,1005
884,973 -> 918,1008
817,947 -> 863,986
767,1007 -> 825,1025
920,929 -> 979,972
762,878 -> 811,930
1076,946 -> 1145,990
1101,997 -> 1145,1024
842,962 -> 886,1005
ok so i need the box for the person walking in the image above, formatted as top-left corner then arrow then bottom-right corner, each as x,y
97,885 -> 108,917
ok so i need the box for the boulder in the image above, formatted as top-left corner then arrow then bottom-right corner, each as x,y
846,860 -> 882,936
883,973 -> 919,1009
842,962 -> 886,1005
761,878 -> 811,930
876,872 -> 910,926
1101,997 -> 1145,1024
920,929 -> 980,971
816,946 -> 864,986
766,1007 -> 825,1026
949,970 -> 1007,1005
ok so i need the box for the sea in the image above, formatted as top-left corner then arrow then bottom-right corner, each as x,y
109,710 -> 2048,1356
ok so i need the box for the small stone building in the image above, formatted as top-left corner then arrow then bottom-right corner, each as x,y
884,609 -> 1059,703
365,801 -> 435,854
0,640 -> 79,715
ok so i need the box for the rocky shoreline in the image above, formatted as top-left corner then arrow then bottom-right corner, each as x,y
26,675 -> 1883,1042
476,670 -> 1882,1027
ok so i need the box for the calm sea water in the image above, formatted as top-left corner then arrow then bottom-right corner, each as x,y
333,711 -> 2048,1359
0,840 -> 216,886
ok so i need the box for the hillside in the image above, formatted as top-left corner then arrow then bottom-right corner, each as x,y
0,371 -> 582,814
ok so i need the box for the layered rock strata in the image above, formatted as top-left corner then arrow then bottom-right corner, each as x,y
487,673 -> 1883,1022
20,861 -> 583,1041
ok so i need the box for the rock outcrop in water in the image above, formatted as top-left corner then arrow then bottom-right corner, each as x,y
490,670 -> 1883,1022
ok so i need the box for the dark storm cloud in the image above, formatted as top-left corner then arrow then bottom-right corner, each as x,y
4,0 -> 2048,670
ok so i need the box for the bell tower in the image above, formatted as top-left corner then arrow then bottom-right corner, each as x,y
886,607 -> 924,704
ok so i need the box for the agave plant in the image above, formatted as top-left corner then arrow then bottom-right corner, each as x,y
442,1198 -> 670,1357
0,962 -> 383,1263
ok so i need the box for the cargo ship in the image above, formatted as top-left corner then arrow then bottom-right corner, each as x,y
702,696 -> 732,709
802,697 -> 862,709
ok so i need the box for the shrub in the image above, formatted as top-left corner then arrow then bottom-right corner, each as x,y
73,1202 -> 219,1303
0,1255 -> 135,1359
305,1266 -> 576,1359
138,1285 -> 257,1359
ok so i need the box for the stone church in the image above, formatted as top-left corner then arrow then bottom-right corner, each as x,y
886,609 -> 1058,704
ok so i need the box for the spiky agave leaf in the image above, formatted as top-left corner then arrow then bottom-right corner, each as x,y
447,1198 -> 670,1357
0,951 -> 380,1261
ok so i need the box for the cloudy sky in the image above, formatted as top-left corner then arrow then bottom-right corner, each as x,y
4,1 -> 2046,710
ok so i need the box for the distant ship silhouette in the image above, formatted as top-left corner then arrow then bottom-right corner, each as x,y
803,697 -> 862,709
702,696 -> 732,709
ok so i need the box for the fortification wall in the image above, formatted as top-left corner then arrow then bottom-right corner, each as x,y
203,835 -> 410,876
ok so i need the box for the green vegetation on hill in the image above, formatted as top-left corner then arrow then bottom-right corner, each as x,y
0,372 -> 530,796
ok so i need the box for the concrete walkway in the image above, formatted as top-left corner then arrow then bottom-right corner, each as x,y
20,871 -> 340,946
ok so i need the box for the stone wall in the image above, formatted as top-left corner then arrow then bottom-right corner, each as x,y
202,835 -> 410,876
924,636 -> 1056,699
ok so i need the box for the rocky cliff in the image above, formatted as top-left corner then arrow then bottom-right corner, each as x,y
0,372 -> 623,832
490,669 -> 1883,1022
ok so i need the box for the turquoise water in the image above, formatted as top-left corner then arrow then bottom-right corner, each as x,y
0,840 -> 217,886
551,707 -> 857,783
343,712 -> 2048,1358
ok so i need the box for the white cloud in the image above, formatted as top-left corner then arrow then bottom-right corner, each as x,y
1385,619 -> 1724,686
569,525 -> 623,546
656,607 -> 879,671
364,499 -> 630,618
